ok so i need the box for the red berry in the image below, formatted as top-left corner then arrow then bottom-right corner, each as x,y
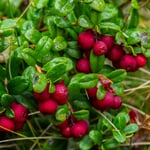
101,35 -> 115,50
86,86 -> 97,99
119,54 -> 137,72
14,122 -> 25,131
76,58 -> 91,73
71,120 -> 89,138
135,53 -> 147,68
33,84 -> 50,101
38,99 -> 58,114
10,102 -> 28,123
107,45 -> 125,62
129,110 -> 138,123
52,83 -> 68,105
77,30 -> 95,51
92,92 -> 114,112
111,96 -> 122,109
0,115 -> 15,132
93,41 -> 108,56
60,126 -> 72,138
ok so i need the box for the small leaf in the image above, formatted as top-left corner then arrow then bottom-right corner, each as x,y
78,15 -> 94,28
112,130 -> 126,143
101,3 -> 118,21
5,108 -> 14,118
1,94 -> 14,107
46,63 -> 66,82
79,135 -> 94,150
90,50 -> 105,73
25,29 -> 41,44
55,105 -> 69,121
103,139 -> 120,149
32,72 -> 48,93
52,36 -> 67,51
89,130 -> 102,144
34,0 -> 49,9
73,110 -> 89,119
0,19 -> 16,29
96,86 -> 106,100
89,0 -> 105,12
99,22 -> 121,31
123,123 -> 139,135
107,69 -> 127,83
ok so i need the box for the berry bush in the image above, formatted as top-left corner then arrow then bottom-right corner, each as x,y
0,0 -> 150,149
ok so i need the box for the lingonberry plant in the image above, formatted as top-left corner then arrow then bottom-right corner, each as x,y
0,0 -> 150,149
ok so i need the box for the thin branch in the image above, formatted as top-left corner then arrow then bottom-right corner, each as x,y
121,141 -> 150,147
0,136 -> 65,144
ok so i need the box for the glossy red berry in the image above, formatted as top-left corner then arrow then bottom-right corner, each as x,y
119,54 -> 137,72
52,83 -> 68,105
77,30 -> 95,51
92,92 -> 114,112
107,45 -> 125,62
14,122 -> 25,131
135,53 -> 147,68
60,126 -> 72,138
76,58 -> 91,73
86,86 -> 97,99
71,120 -> 89,138
38,99 -> 58,114
0,115 -> 15,132
33,84 -> 50,101
111,95 -> 122,109
10,102 -> 28,123
101,35 -> 115,50
93,41 -> 108,56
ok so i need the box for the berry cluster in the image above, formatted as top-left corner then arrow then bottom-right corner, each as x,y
57,116 -> 89,138
77,30 -> 147,73
0,101 -> 28,132
87,86 -> 122,112
33,81 -> 68,114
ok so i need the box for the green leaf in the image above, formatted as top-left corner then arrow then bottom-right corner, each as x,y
89,0 -> 105,12
127,8 -> 139,28
66,48 -> 81,59
0,19 -> 16,29
125,28 -> 143,45
43,57 -> 73,72
32,72 -> 48,93
53,16 -> 70,28
1,94 -> 14,107
99,22 -> 121,31
103,139 -> 120,149
55,105 -> 69,121
46,63 -> 66,82
79,74 -> 98,89
5,108 -> 14,118
131,0 -> 139,9
90,50 -> 105,73
89,130 -> 102,144
123,123 -> 139,135
113,112 -> 130,130
107,69 -> 127,83
14,95 -> 35,109
73,99 -> 90,109
73,110 -> 89,119
54,0 -> 75,16
111,82 -> 124,96
112,130 -> 126,143
35,36 -> 53,63
7,76 -> 30,95
78,15 -> 94,28
52,36 -> 67,51
34,0 -> 49,9
25,29 -> 41,44
79,135 -> 94,150
96,86 -> 106,100
101,3 -> 118,21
